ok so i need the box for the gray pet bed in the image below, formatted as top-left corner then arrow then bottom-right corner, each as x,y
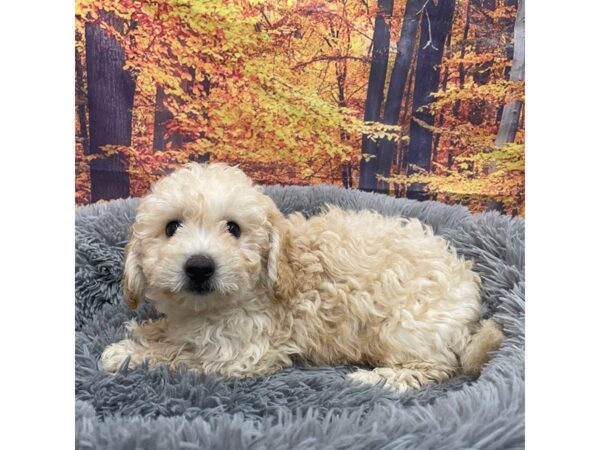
75,186 -> 524,449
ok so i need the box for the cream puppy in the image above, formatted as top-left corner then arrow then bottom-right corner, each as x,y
100,163 -> 504,393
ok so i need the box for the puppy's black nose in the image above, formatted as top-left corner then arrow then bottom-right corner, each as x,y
184,255 -> 215,284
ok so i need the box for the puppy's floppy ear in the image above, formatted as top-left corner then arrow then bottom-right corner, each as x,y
264,205 -> 295,301
266,213 -> 282,287
122,233 -> 146,310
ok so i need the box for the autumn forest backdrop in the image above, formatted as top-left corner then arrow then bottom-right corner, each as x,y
75,0 -> 524,215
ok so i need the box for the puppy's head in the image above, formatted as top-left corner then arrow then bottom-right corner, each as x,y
123,163 -> 286,311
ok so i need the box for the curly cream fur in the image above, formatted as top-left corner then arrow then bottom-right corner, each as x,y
101,163 -> 503,392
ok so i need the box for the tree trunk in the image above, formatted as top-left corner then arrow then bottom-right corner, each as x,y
431,33 -> 452,162
152,85 -> 173,152
85,11 -> 135,202
468,0 -> 497,126
495,0 -> 524,146
168,71 -> 212,163
452,0 -> 471,117
447,1 -> 472,168
169,77 -> 192,150
341,158 -> 353,188
187,73 -> 213,163
397,58 -> 416,169
358,0 -> 394,192
486,0 -> 524,213
374,0 -> 427,193
404,0 -> 456,200
75,49 -> 89,153
335,23 -> 353,189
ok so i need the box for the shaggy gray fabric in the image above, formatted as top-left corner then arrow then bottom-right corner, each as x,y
75,185 -> 524,449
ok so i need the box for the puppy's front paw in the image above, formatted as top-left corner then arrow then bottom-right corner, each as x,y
347,369 -> 388,387
347,368 -> 412,394
99,339 -> 140,372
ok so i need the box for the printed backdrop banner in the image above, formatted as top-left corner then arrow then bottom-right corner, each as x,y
75,0 -> 524,216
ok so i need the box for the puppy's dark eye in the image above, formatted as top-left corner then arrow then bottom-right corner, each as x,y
226,221 -> 241,238
165,220 -> 181,237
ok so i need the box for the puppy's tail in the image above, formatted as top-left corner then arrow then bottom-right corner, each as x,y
461,319 -> 505,378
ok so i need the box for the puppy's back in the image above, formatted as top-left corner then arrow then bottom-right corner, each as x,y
283,207 -> 482,367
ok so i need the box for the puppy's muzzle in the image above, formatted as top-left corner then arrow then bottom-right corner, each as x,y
184,255 -> 216,294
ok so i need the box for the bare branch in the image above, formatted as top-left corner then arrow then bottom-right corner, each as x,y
422,7 -> 439,51
293,55 -> 369,70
